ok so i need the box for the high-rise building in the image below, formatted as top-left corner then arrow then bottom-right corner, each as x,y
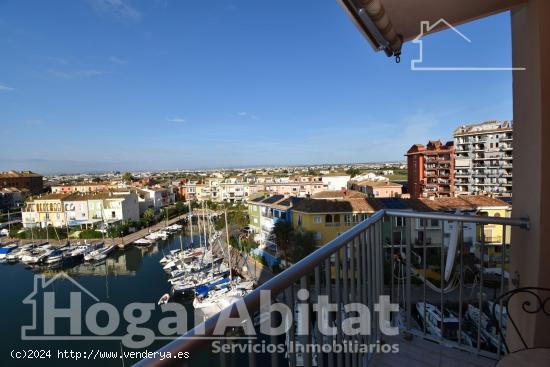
406,140 -> 455,198
453,121 -> 513,197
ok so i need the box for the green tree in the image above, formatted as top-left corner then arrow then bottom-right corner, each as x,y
142,208 -> 155,226
273,221 -> 292,259
122,172 -> 134,182
288,231 -> 317,263
346,167 -> 361,178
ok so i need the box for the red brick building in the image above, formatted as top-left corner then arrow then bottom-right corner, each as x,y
0,170 -> 43,195
406,141 -> 455,199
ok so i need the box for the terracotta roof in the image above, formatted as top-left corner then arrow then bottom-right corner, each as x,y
407,196 -> 510,212
0,170 -> 42,178
312,190 -> 366,199
292,198 -> 377,213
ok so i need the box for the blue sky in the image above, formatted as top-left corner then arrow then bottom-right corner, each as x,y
0,0 -> 514,174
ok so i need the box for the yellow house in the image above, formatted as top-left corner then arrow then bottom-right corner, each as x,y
22,193 -> 71,228
291,197 -> 376,246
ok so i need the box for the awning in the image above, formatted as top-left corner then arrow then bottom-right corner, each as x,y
338,0 -> 526,59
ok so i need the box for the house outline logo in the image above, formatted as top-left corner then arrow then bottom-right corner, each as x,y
411,18 -> 526,71
22,273 -> 99,340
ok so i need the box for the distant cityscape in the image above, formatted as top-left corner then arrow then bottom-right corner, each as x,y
1,120 -> 512,247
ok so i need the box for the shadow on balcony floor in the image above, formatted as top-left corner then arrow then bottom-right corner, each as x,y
370,335 -> 496,367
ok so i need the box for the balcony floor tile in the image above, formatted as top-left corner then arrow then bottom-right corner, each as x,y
369,335 -> 495,367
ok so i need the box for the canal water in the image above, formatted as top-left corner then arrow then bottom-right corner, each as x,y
0,232 -> 210,366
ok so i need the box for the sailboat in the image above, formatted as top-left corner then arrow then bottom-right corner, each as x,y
192,208 -> 254,319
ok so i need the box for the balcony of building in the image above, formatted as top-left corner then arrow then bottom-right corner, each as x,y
137,211 -> 532,367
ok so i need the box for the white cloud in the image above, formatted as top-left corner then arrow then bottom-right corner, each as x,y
88,0 -> 141,22
238,112 -> 258,120
0,83 -> 14,92
49,69 -> 106,79
167,117 -> 185,123
46,56 -> 69,65
109,56 -> 127,64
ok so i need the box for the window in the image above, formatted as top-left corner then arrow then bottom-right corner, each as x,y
298,215 -> 302,226
325,214 -> 333,223
253,218 -> 258,224
314,232 -> 322,241
314,216 -> 321,224
395,217 -> 404,227
334,214 -> 340,223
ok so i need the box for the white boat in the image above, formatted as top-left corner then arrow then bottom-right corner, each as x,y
0,244 -> 18,260
193,280 -> 254,319
45,248 -> 69,264
416,302 -> 459,341
85,245 -> 115,262
134,238 -> 153,246
465,304 -> 503,350
21,249 -> 52,265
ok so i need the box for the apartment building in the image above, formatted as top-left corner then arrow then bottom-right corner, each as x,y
22,191 -> 139,228
292,197 -> 377,246
51,182 -> 110,194
454,120 -> 513,197
406,140 -> 455,198
0,170 -> 43,195
248,195 -> 302,243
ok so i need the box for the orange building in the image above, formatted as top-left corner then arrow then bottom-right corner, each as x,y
406,140 -> 455,199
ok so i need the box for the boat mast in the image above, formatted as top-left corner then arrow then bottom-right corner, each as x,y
224,208 -> 232,282
202,201 -> 207,249
188,200 -> 193,246
206,202 -> 214,277
197,203 -> 206,247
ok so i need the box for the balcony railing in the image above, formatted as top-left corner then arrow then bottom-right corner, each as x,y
136,210 -> 529,367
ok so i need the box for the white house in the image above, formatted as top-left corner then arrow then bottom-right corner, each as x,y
321,175 -> 351,191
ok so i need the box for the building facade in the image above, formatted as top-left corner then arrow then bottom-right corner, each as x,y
406,140 -> 455,198
291,198 -> 376,246
22,192 -> 139,228
0,170 -> 43,195
453,120 -> 513,197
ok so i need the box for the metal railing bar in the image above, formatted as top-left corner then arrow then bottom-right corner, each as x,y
314,266 -> 324,367
286,285 -> 297,367
422,219 -> 427,337
324,257 -> 334,367
497,224 -> 506,358
342,242 -> 350,367
439,220 -> 445,343
458,222 -> 464,348
301,276 -> 312,367
384,210 -> 529,228
335,249 -> 343,367
405,218 -> 412,334
477,224 -> 485,353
